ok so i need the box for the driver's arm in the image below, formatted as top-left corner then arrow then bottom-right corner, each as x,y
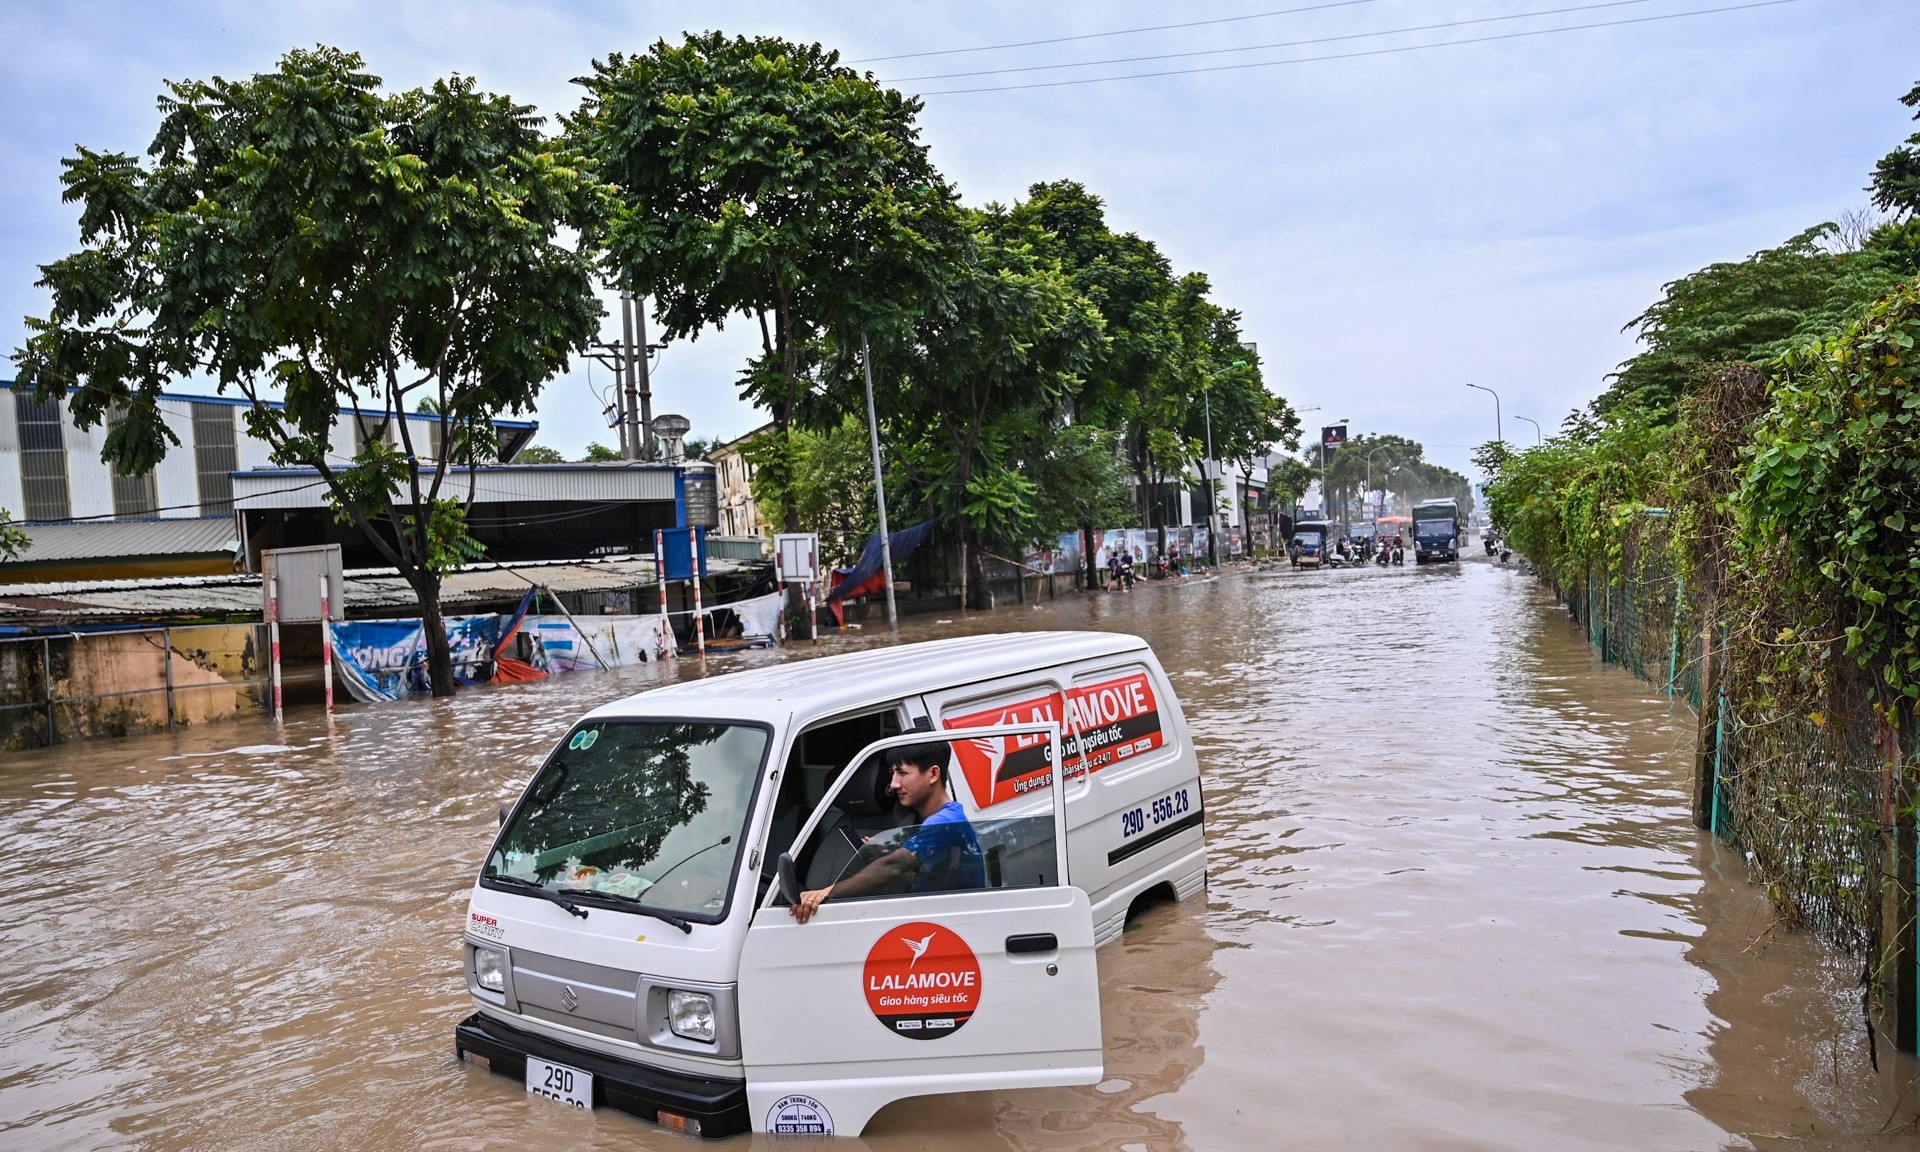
789,847 -> 919,923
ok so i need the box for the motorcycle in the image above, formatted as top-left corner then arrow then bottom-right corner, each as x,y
1391,543 -> 1405,566
1374,547 -> 1389,567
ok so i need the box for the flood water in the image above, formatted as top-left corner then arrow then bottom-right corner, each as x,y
3,557 -> 1917,1150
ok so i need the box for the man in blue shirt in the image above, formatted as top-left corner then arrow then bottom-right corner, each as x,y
789,742 -> 984,922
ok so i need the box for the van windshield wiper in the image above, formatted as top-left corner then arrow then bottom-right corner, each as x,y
565,888 -> 696,934
485,873 -> 588,920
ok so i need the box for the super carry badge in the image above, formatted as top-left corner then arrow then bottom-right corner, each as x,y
862,921 -> 981,1040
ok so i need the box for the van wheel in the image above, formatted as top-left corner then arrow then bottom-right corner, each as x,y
1124,883 -> 1178,924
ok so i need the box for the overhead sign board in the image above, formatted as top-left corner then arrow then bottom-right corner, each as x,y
774,533 -> 819,583
1321,424 -> 1348,447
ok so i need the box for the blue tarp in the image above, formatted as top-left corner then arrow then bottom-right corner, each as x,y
827,519 -> 940,602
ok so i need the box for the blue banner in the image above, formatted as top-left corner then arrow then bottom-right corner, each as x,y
327,615 -> 500,702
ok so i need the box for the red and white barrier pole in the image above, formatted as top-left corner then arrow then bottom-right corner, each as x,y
319,572 -> 333,716
656,529 -> 674,659
775,567 -> 787,647
693,569 -> 707,659
268,570 -> 284,725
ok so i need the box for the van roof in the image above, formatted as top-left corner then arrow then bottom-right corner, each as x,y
587,631 -> 1152,725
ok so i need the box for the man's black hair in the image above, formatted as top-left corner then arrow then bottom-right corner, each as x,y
886,741 -> 952,783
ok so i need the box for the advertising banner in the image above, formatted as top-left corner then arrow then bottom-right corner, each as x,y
943,671 -> 1165,808
525,614 -> 675,673
1229,526 -> 1244,556
327,615 -> 500,703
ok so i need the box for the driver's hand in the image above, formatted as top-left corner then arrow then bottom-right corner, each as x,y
790,886 -> 832,923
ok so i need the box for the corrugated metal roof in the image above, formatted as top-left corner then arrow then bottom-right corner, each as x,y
0,555 -> 753,627
228,463 -> 688,509
2,518 -> 239,564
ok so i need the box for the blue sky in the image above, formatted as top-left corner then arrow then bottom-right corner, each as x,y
3,0 -> 1915,474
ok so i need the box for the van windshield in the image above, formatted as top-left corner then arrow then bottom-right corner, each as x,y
485,721 -> 770,922
1415,519 -> 1453,538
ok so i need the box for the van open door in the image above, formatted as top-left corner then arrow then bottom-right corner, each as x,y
736,723 -> 1101,1136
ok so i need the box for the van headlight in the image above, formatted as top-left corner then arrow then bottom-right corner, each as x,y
667,990 -> 716,1043
473,945 -> 507,992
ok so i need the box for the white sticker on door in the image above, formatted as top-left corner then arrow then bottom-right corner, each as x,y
767,1093 -> 834,1135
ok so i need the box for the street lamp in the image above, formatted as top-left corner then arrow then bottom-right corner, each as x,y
1514,415 -> 1542,445
1363,441 -> 1390,520
1200,360 -> 1248,567
1464,382 -> 1503,446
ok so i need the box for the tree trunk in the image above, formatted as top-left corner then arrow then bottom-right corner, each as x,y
1082,523 -> 1097,591
416,573 -> 456,697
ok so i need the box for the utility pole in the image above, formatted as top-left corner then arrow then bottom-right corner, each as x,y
615,294 -> 635,459
635,296 -> 656,461
621,294 -> 643,461
862,334 -> 898,631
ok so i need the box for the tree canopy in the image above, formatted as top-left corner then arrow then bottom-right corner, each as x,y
14,46 -> 603,693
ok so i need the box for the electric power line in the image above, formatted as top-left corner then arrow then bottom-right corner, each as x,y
914,0 -> 1804,94
890,0 -> 1663,82
851,0 -> 1383,63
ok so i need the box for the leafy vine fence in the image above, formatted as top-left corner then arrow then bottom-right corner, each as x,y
1556,511 -> 1903,1038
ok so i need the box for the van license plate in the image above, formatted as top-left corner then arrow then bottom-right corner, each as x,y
526,1056 -> 593,1109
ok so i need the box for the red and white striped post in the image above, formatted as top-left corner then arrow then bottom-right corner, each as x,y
268,569 -> 284,725
655,529 -> 674,659
774,565 -> 787,647
692,568 -> 707,659
319,572 -> 334,716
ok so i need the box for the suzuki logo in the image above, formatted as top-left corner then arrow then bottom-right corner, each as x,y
560,985 -> 579,1013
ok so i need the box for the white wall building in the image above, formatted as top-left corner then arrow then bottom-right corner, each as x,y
1,386 -> 535,525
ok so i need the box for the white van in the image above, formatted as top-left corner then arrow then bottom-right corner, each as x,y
455,631 -> 1206,1138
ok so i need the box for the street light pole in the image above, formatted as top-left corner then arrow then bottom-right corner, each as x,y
1515,415 -> 1542,445
861,333 -> 898,631
1364,442 -> 1388,520
1202,382 -> 1216,567
1465,382 -> 1503,446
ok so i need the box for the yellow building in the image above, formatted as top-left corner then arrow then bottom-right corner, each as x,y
709,424 -> 772,542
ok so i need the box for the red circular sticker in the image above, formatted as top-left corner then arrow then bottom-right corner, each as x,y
862,921 -> 982,1040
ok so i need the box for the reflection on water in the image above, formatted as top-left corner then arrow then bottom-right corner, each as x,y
0,560 -> 1915,1149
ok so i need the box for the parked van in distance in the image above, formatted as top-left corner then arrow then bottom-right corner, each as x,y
455,632 -> 1207,1138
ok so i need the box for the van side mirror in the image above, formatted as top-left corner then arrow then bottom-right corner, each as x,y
777,852 -> 800,906
498,806 -> 509,827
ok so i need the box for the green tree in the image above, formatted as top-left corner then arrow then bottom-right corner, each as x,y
1871,80 -> 1920,219
1266,456 -> 1316,523
570,33 -> 961,628
515,444 -> 566,464
860,206 -> 1103,605
744,417 -> 875,567
13,47 -> 603,695
1600,225 -> 1903,415
0,510 -> 28,562
581,442 -> 622,462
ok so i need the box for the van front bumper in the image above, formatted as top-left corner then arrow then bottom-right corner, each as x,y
454,1011 -> 748,1138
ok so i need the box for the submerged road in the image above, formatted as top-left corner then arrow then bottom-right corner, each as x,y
0,558 -> 1914,1150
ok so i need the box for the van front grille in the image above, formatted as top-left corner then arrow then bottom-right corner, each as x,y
510,949 -> 639,1044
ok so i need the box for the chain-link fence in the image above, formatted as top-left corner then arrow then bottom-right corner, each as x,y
1556,511 -> 1888,960
0,624 -> 272,751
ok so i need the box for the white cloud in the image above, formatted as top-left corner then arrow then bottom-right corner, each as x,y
4,0 -> 1916,472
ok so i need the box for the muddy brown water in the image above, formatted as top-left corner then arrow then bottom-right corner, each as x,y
3,559 -> 1917,1150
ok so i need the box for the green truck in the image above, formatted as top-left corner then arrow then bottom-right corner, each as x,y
1411,499 -> 1461,564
